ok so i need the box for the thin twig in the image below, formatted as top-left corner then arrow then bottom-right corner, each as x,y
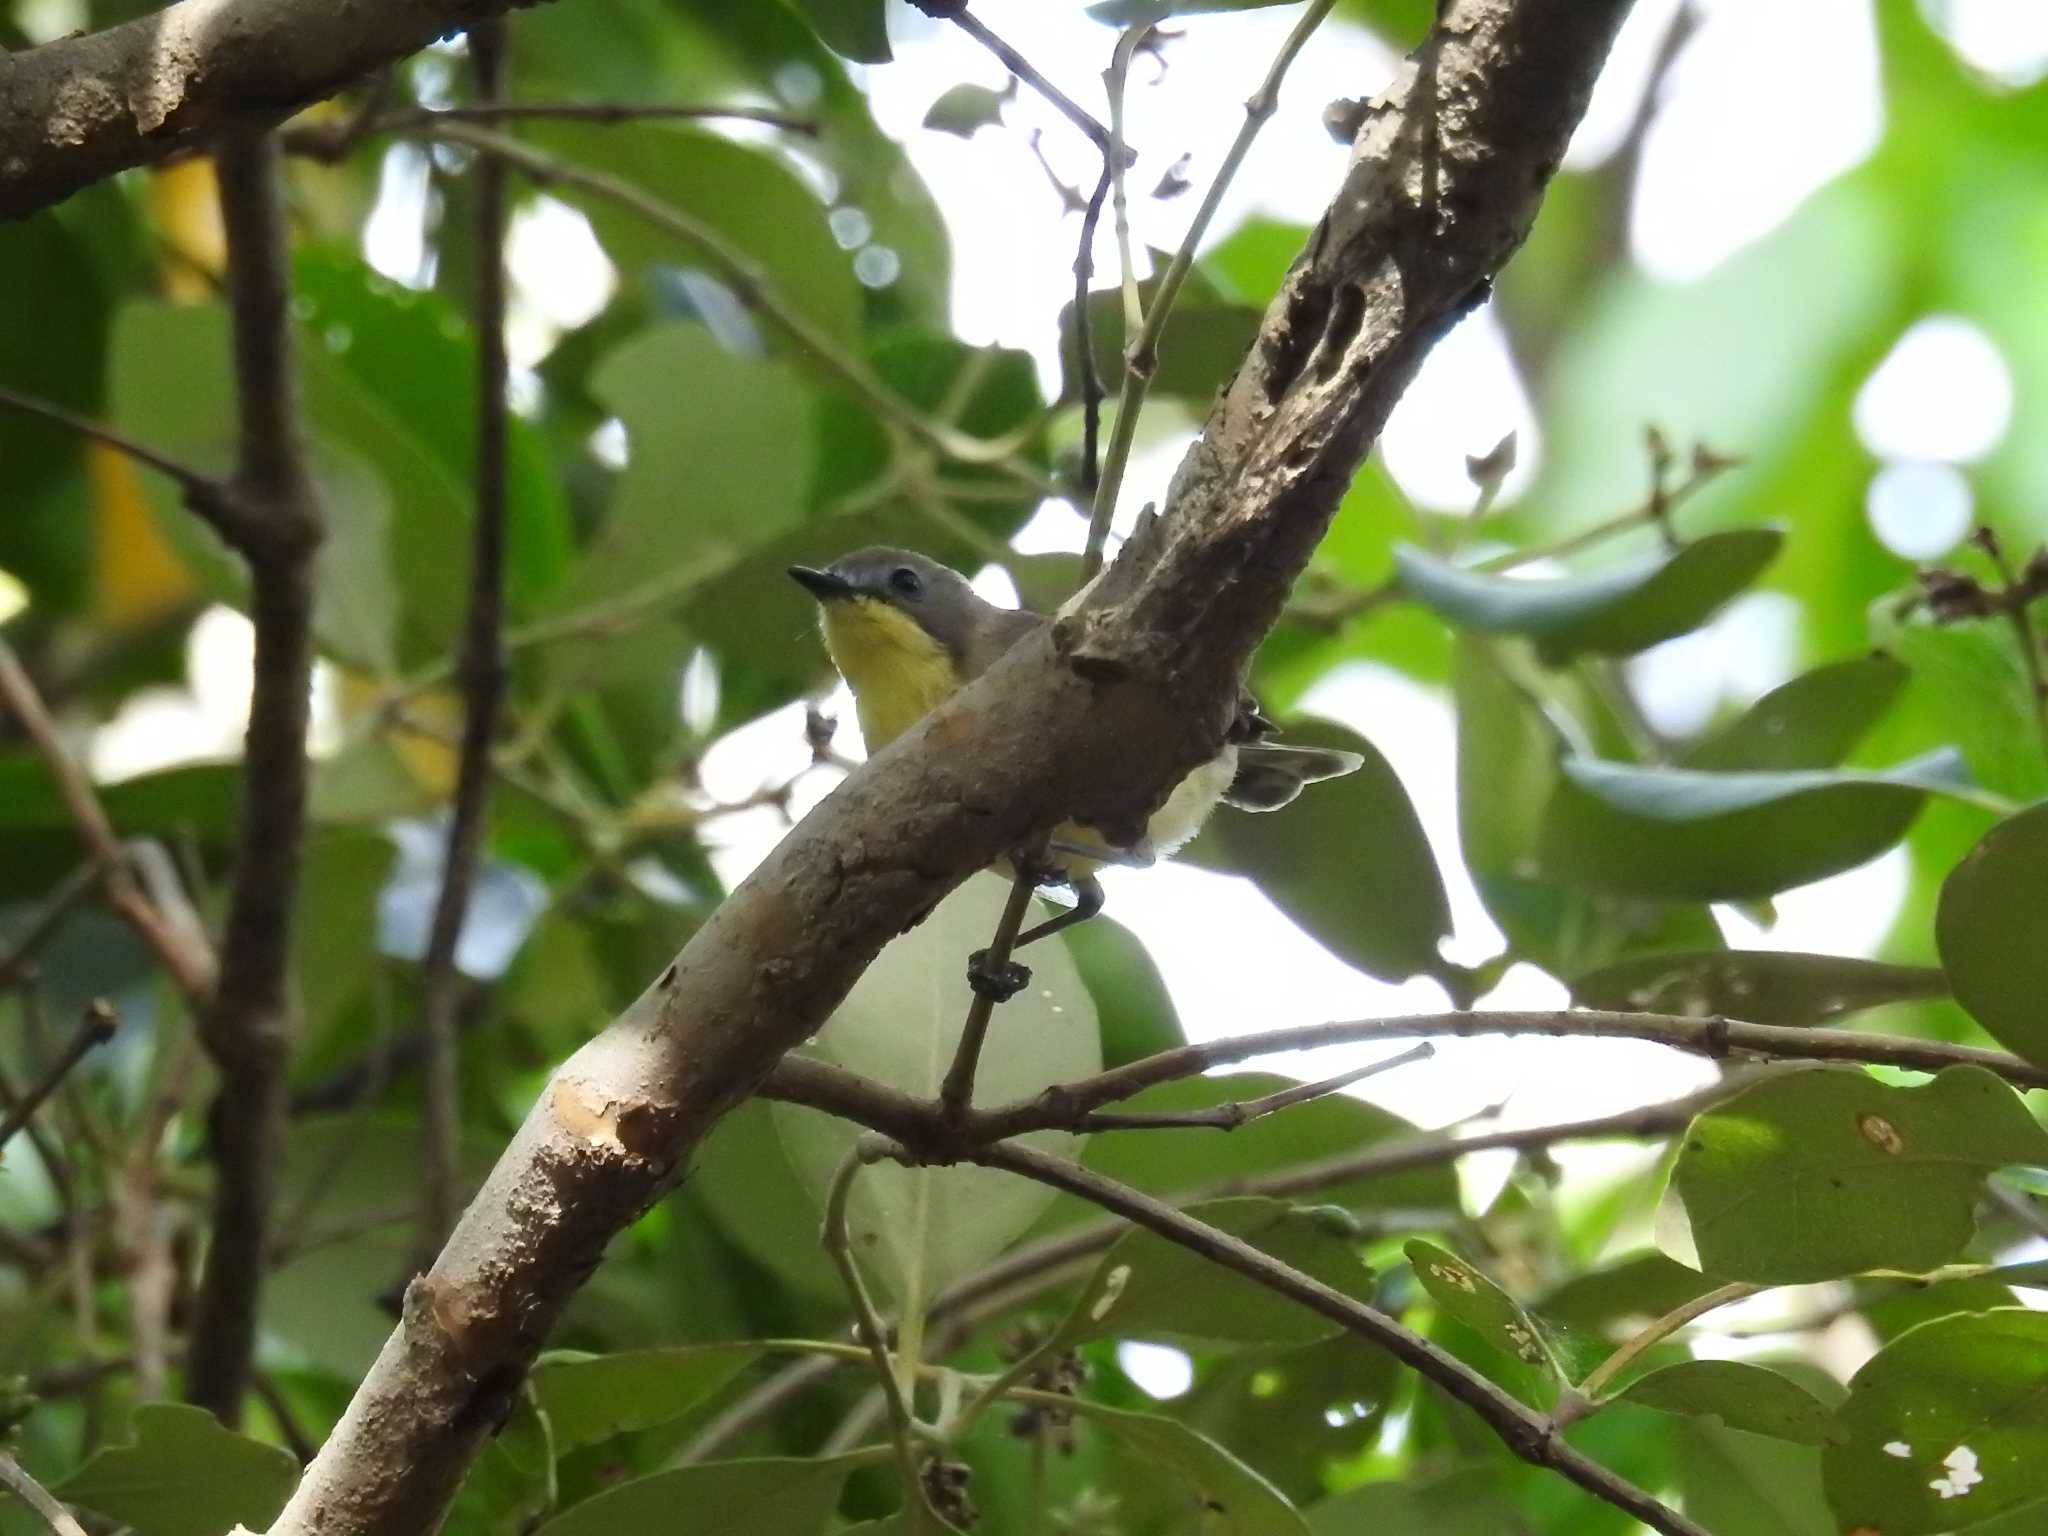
720,1073 -> 1751,1464
186,126 -> 323,1428
820,1143 -> 928,1517
0,859 -> 113,989
1082,0 -> 1339,579
1074,163 -> 1114,498
371,100 -> 818,135
1974,527 -> 2048,764
1078,1042 -> 1434,1130
943,7 -> 1117,156
981,1009 -> 2048,1135
403,120 -> 1052,493
0,1451 -> 90,1536
1101,26 -> 1145,339
0,1001 -> 118,1150
416,14 -> 512,1258
938,874 -> 1039,1122
941,1139 -> 1706,1536
1289,436 -> 1738,632
0,643 -> 217,1004
0,391 -> 232,518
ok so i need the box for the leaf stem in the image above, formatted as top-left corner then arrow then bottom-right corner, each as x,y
1568,1280 -> 1761,1413
820,1141 -> 929,1511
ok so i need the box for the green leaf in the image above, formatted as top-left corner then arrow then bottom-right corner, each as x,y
922,81 -> 1012,138
1391,530 -> 1783,665
1059,272 -> 1261,404
1613,1360 -> 1840,1445
530,122 -> 861,347
291,829 -> 397,1078
1536,1252 -> 1728,1335
109,300 -> 440,668
785,0 -> 891,62
544,321 -> 811,617
1826,1308 -> 2048,1535
693,1096 -> 845,1303
1038,1072 -> 1454,1234
1681,654 -> 1907,771
1056,1197 -> 1372,1349
1883,619 -> 2048,801
1405,1240 -> 1563,1380
1061,913 -> 1186,1068
1569,949 -> 1946,1025
1307,1467 -> 1514,1535
0,760 -> 238,898
774,873 -> 1100,1305
1062,1398 -> 1309,1536
1673,1422 -> 1835,1536
1938,800 -> 2048,1063
55,1404 -> 297,1536
0,202 -> 111,612
1196,718 -> 1456,988
1661,1066 -> 2048,1284
266,1115 -> 501,1377
529,1343 -> 761,1451
293,246 -> 572,616
1540,748 -> 1968,901
1180,1336 -> 1399,1505
530,1452 -> 873,1536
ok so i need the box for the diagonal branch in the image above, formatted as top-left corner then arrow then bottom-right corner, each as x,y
0,643 -> 217,1005
948,1138 -> 1706,1536
0,1001 -> 119,1152
0,0 -> 538,219
185,127 -> 324,1427
688,1073 -> 1747,1462
265,6 -> 1634,1530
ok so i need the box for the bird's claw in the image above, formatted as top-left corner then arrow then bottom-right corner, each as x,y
967,948 -> 1032,1002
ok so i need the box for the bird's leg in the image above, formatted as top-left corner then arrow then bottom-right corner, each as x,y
965,850 -> 1058,1001
1044,838 -> 1156,870
1011,871 -> 1105,950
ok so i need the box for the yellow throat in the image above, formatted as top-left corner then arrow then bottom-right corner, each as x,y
817,596 -> 963,753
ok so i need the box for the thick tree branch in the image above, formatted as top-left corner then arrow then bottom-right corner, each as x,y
0,0 -> 544,220
185,129 -> 323,1427
264,5 -> 1632,1529
417,16 -> 512,1260
689,1072 -> 1749,1461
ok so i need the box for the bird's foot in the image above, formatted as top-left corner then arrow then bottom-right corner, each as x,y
967,948 -> 1032,1002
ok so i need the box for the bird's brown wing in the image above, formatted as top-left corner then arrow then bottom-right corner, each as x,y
1223,742 -> 1367,812
955,604 -> 1049,680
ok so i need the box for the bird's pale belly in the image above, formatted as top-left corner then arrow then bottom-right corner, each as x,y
1012,745 -> 1239,882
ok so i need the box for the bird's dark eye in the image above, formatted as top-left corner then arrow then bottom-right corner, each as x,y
888,566 -> 924,599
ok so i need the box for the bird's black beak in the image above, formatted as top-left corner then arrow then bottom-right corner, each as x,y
788,564 -> 857,601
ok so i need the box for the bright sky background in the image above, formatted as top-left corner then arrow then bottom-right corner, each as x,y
68,0 -> 2046,1305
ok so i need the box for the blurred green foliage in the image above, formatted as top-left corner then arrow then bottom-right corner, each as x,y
3,2 -> 2048,1535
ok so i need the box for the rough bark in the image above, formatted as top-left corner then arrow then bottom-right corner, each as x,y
0,0 -> 546,220
264,1 -> 1632,1529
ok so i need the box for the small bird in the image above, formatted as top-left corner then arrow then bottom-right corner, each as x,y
789,547 -> 1363,953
